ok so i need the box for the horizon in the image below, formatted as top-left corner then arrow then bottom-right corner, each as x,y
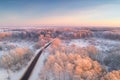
0,0 -> 120,27
0,25 -> 120,29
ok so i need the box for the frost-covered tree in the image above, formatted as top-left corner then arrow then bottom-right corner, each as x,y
39,43 -> 105,80
0,47 -> 33,71
101,70 -> 120,80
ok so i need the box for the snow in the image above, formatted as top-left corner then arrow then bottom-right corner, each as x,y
0,69 -> 8,80
12,48 -> 44,80
0,69 -> 25,80
0,37 -> 120,80
2,40 -> 35,50
66,38 -> 120,52
0,51 -> 4,56
0,40 -> 35,56
29,50 -> 49,80
0,56 -> 29,80
90,38 -> 120,52
0,41 -> 36,80
11,48 -> 49,80
68,39 -> 89,47
9,67 -> 26,80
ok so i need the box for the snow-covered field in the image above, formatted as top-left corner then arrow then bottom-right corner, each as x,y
67,38 -> 120,53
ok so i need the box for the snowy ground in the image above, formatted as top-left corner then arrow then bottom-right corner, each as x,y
29,50 -> 49,80
66,38 -> 120,53
0,69 -> 8,80
0,40 -> 51,80
0,40 -> 36,80
11,49 -> 49,80
0,37 -> 120,80
0,67 -> 27,80
0,40 -> 36,56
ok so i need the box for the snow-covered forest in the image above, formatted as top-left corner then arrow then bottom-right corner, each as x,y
0,27 -> 120,80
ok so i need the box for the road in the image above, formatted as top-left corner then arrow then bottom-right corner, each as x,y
20,41 -> 53,80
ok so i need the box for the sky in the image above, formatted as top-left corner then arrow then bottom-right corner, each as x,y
0,0 -> 120,27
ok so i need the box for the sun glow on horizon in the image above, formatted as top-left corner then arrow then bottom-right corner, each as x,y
0,1 -> 120,27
